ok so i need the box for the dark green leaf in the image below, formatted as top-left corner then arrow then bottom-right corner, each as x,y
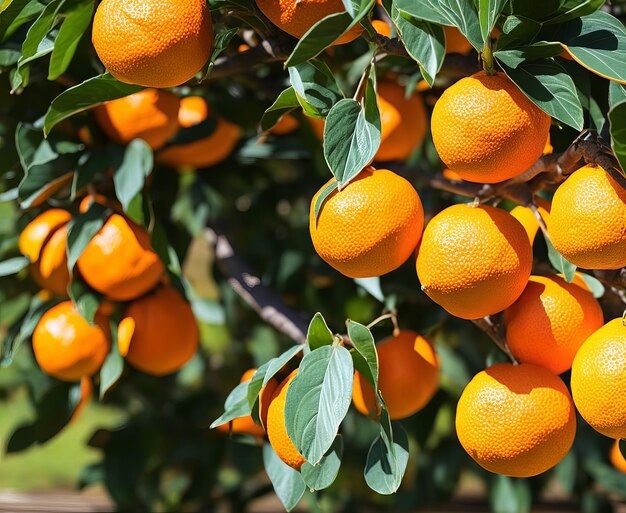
301,436 -> 343,490
112,139 -> 153,212
584,460 -> 626,499
609,81 -> 626,109
200,27 -> 238,80
17,0 -> 64,74
307,312 -> 334,351
544,0 -> 604,25
495,15 -> 541,50
545,234 -> 577,281
288,60 -> 344,118
347,320 -> 378,388
99,319 -> 124,398
478,0 -> 507,42
260,88 -> 300,132
68,278 -> 102,324
285,344 -> 354,464
0,0 -> 44,42
489,474 -> 532,513
0,256 -> 29,276
65,202 -> 108,270
609,100 -> 626,172
210,380 -> 251,428
262,443 -> 305,512
313,178 -> 338,222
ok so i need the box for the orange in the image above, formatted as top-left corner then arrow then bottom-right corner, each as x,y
77,214 -> 164,301
19,209 -> 71,263
571,318 -> 626,439
266,370 -> 307,470
32,301 -> 111,382
416,204 -> 532,320
610,440 -> 626,473
92,0 -> 213,88
544,134 -> 553,154
79,194 -> 121,214
117,286 -> 198,376
444,26 -> 472,55
310,167 -> 424,278
33,224 -> 71,296
371,20 -> 391,38
156,96 -> 241,169
268,113 -> 299,135
71,376 -> 93,423
509,197 -> 551,245
504,275 -> 604,375
352,330 -> 439,420
94,89 -> 180,150
549,164 -> 626,270
456,363 -> 576,477
431,71 -> 551,183
256,0 -> 362,43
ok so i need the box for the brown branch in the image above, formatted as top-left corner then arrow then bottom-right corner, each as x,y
205,226 -> 309,344
472,317 -> 518,364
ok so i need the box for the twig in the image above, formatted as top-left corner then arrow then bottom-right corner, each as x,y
205,226 -> 309,344
366,312 -> 395,330
472,317 -> 518,364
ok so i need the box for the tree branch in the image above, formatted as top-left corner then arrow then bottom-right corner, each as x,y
472,317 -> 518,364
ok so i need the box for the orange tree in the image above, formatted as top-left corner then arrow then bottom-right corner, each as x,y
1,0 -> 626,511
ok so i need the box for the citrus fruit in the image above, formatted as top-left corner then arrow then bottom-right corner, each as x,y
268,113 -> 299,135
77,214 -> 164,301
92,0 -> 213,88
352,330 -> 439,420
444,26 -> 472,54
371,19 -> 391,38
504,275 -> 604,375
431,71 -> 551,183
416,204 -> 532,320
156,96 -> 241,169
19,209 -> 71,262
32,301 -> 111,382
79,194 -> 121,214
266,370 -> 307,470
456,363 -> 576,477
255,0 -> 362,43
33,224 -> 71,296
610,440 -> 626,473
571,318 -> 626,439
509,197 -> 551,245
94,89 -> 180,150
549,164 -> 626,270
117,286 -> 199,376
310,167 -> 424,278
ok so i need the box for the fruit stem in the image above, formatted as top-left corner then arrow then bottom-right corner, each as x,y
366,311 -> 397,331
481,37 -> 497,76
472,317 -> 518,364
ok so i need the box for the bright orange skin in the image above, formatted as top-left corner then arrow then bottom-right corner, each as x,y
120,286 -> 199,376
266,370 -> 307,470
610,440 -> 626,473
33,224 -> 71,296
269,113 -> 300,135
19,209 -> 72,262
509,197 -> 551,245
504,275 -> 604,375
94,89 -> 180,150
70,376 -> 93,423
77,214 -> 164,301
92,0 -> 213,88
371,20 -> 391,38
416,204 -> 532,320
431,72 -> 551,183
310,167 -> 424,278
352,331 -> 439,420
571,319 -> 626,439
256,0 -> 362,43
79,194 -> 121,214
456,363 -> 576,478
444,26 -> 472,55
156,96 -> 241,169
32,302 -> 111,382
549,165 -> 626,270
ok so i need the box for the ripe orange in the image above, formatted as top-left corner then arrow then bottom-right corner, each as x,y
371,20 -> 391,38
94,89 -> 180,150
431,71 -> 551,183
456,363 -> 576,477
352,330 -> 439,420
268,113 -> 299,135
504,275 -> 604,375
549,165 -> 626,270
32,301 -> 111,382
416,204 -> 532,320
509,197 -> 551,245
444,26 -> 472,55
33,224 -> 71,296
79,194 -> 121,214
92,0 -> 213,88
19,209 -> 72,263
266,370 -> 307,470
610,440 -> 626,473
571,318 -> 626,439
156,96 -> 241,170
77,214 -> 164,301
310,167 -> 424,278
256,0 -> 362,44
117,286 -> 199,376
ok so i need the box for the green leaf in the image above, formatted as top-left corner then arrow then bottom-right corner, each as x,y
44,73 -> 143,136
200,27 -> 238,80
555,451 -> 578,495
489,474 -> 532,513
0,256 -> 29,276
495,15 -> 541,51
288,60 -> 344,118
584,460 -> 626,499
391,8 -> 445,86
545,234 -> 577,281
364,411 -> 409,494
478,0 -> 507,42
609,100 -> 626,172
346,320 -> 378,388
307,312 -> 334,351
99,320 -> 124,399
312,178 -> 338,222
247,344 -> 303,408
544,0 -> 604,25
580,273 -> 605,298
210,380 -> 251,428
553,11 -> 626,85
68,277 -> 102,324
65,202 -> 108,270
48,0 -> 95,80
285,344 -> 354,464
496,54 -> 583,130
260,88 -> 300,132
0,0 -> 44,43
609,81 -> 626,109
511,0 -> 603,24
112,139 -> 153,212
262,444 -> 305,512
301,436 -> 343,490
